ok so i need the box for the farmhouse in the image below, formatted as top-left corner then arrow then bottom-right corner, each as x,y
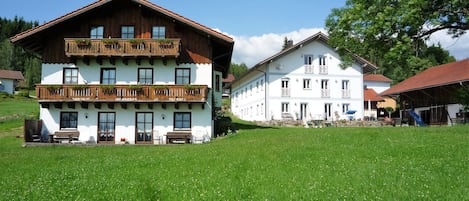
11,0 -> 234,144
0,70 -> 24,94
230,32 -> 378,123
381,59 -> 469,126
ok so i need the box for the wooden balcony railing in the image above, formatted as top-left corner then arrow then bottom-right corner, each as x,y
36,84 -> 208,102
64,38 -> 180,57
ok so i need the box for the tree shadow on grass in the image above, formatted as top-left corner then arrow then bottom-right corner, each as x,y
231,121 -> 274,130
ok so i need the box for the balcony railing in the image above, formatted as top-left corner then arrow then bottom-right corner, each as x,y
65,38 -> 180,57
36,84 -> 208,102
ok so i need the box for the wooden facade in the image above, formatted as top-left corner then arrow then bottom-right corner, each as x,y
12,0 -> 233,74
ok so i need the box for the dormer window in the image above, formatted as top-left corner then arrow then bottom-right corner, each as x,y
90,26 -> 104,39
152,26 -> 166,39
121,26 -> 134,39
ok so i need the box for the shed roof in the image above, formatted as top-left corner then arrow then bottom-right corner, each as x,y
381,59 -> 469,96
0,70 -> 25,80
364,88 -> 384,101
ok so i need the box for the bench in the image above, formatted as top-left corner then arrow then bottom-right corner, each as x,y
53,129 -> 80,143
166,131 -> 191,144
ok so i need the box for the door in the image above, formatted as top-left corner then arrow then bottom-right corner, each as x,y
300,103 -> 308,120
98,112 -> 115,143
136,112 -> 153,144
324,103 -> 332,120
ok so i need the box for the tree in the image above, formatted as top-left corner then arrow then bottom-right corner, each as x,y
325,0 -> 464,82
229,63 -> 248,79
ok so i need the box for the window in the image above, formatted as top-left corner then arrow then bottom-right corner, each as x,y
319,55 -> 326,66
138,68 -> 153,85
281,102 -> 289,113
256,81 -> 259,93
303,79 -> 311,89
136,112 -> 153,143
319,55 -> 328,74
175,68 -> 190,84
260,79 -> 264,91
281,79 -> 290,97
342,104 -> 350,114
63,68 -> 78,84
321,79 -> 329,98
90,26 -> 104,39
152,26 -> 166,39
101,68 -> 116,84
98,112 -> 115,143
174,112 -> 191,130
342,80 -> 350,98
121,26 -> 134,39
60,112 -> 78,129
304,54 -> 314,74
304,54 -> 314,65
215,74 -> 221,92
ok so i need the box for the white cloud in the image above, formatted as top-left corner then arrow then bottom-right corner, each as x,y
427,30 -> 469,60
227,28 -> 325,67
224,27 -> 469,68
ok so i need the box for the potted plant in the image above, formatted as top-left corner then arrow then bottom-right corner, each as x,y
74,39 -> 91,47
100,84 -> 116,95
158,39 -> 174,48
102,39 -> 119,48
185,85 -> 200,95
152,85 -> 169,96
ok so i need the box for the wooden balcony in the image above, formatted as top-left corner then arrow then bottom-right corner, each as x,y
36,84 -> 208,103
64,38 -> 180,57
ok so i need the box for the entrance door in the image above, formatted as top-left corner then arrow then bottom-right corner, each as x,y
324,103 -> 332,120
98,112 -> 115,143
300,103 -> 308,120
136,112 -> 153,144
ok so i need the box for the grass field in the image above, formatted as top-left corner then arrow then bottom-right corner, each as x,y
0,98 -> 468,200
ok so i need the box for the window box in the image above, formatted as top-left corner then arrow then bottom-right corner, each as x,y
158,39 -> 174,49
74,39 -> 91,47
102,39 -> 119,48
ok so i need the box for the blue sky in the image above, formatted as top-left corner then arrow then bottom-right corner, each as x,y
1,0 -> 467,66
0,0 -> 345,36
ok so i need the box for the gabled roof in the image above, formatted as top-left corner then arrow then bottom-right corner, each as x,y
253,32 -> 378,72
0,70 -> 25,80
381,59 -> 469,96
364,74 -> 392,83
364,88 -> 384,102
10,0 -> 233,48
232,32 -> 378,86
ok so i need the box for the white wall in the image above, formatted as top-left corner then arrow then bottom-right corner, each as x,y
364,81 -> 390,94
231,40 -> 365,121
0,79 -> 14,94
40,60 -> 216,144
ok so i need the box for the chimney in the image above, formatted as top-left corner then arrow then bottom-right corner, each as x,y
287,40 -> 293,48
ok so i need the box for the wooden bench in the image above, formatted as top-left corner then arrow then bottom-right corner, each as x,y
166,131 -> 191,144
53,129 -> 80,143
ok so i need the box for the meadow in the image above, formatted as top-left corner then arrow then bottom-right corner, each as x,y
0,97 -> 468,200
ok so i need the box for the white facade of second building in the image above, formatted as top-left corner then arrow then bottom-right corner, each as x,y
231,38 -> 368,122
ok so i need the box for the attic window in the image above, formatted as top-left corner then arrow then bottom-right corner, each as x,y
121,26 -> 134,39
90,26 -> 104,39
152,26 -> 166,39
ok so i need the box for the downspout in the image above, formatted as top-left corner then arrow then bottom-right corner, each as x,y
256,66 -> 268,121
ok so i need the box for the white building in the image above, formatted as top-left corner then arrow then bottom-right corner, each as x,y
0,70 -> 24,94
230,32 -> 377,122
11,0 -> 233,144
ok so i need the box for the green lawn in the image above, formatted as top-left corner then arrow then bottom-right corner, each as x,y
0,98 -> 468,200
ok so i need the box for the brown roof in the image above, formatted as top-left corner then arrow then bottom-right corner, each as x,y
381,59 -> 469,96
222,74 -> 235,83
364,74 -> 392,83
10,0 -> 233,45
0,70 -> 25,80
364,88 -> 384,101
